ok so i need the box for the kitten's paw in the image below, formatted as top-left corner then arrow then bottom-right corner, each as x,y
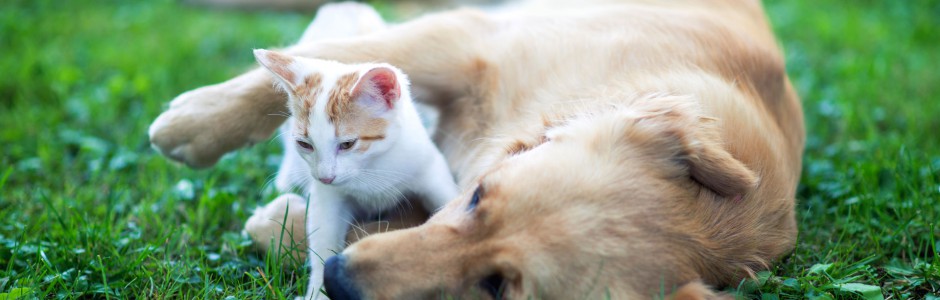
149,70 -> 285,168
245,193 -> 309,261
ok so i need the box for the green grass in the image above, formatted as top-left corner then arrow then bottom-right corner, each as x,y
750,1 -> 940,299
0,0 -> 938,299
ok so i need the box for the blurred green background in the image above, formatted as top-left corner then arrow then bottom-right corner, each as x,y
1,0 -> 938,298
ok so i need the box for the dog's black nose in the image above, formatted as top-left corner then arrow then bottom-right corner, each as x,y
324,255 -> 363,300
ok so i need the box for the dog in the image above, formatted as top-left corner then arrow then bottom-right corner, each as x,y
149,0 -> 804,298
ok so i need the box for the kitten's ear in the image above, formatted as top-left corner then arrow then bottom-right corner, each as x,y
253,49 -> 300,91
351,66 -> 401,110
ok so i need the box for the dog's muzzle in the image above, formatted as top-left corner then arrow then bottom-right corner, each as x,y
324,254 -> 363,300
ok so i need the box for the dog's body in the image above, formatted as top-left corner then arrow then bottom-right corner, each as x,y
150,0 -> 804,298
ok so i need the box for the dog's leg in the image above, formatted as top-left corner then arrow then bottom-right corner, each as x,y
149,3 -> 388,168
149,9 -> 492,168
283,9 -> 491,107
148,68 -> 282,168
244,193 -> 308,261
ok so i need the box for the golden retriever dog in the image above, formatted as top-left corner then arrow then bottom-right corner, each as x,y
149,0 -> 804,298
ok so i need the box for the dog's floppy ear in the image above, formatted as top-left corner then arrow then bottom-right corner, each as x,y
627,96 -> 758,197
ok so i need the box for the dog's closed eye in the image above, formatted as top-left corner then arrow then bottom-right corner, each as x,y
467,186 -> 484,211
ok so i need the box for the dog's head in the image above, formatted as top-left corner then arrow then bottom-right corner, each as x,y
323,95 -> 757,299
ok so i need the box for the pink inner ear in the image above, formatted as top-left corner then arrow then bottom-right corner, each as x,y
360,68 -> 399,109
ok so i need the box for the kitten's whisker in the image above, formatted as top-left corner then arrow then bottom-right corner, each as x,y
357,173 -> 407,206
267,110 -> 292,118
361,169 -> 411,206
362,173 -> 407,204
269,168 -> 315,194
358,168 -> 410,177
391,195 -> 414,216
271,130 -> 289,141
259,172 -> 282,196
356,170 -> 408,188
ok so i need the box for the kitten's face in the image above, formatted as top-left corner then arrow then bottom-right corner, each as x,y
254,50 -> 403,186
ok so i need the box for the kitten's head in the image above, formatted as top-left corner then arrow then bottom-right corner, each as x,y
254,49 -> 409,186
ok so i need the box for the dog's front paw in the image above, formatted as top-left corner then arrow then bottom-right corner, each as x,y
149,69 -> 286,168
149,93 -> 228,168
245,193 -> 308,262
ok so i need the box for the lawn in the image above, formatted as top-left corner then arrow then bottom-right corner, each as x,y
1,0 -> 938,299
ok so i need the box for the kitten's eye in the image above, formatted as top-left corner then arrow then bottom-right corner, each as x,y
296,140 -> 314,151
467,186 -> 484,211
339,139 -> 357,150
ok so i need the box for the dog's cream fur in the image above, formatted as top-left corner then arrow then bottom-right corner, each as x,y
150,0 -> 804,298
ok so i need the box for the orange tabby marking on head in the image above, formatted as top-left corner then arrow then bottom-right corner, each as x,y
350,121 -> 388,153
291,73 -> 323,137
337,106 -> 388,153
359,135 -> 385,141
296,73 -> 323,100
323,72 -> 389,152
327,72 -> 360,123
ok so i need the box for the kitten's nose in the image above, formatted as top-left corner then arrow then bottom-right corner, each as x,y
319,176 -> 335,184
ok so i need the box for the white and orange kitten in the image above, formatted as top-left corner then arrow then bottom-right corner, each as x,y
253,49 -> 458,299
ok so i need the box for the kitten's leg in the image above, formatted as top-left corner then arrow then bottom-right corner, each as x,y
413,153 -> 460,211
149,9 -> 492,168
304,189 -> 353,300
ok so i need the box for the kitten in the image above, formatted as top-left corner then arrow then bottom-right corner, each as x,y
253,49 -> 458,299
